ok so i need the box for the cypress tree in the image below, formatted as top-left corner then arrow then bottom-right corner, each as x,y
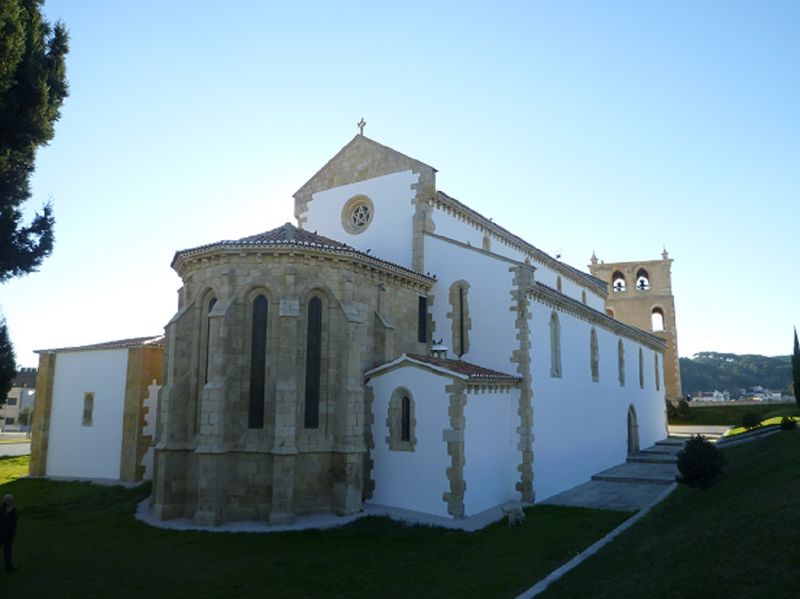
793,328 -> 800,409
1,0 -> 69,282
0,317 -> 16,403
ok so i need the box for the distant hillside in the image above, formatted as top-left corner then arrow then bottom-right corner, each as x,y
680,352 -> 792,397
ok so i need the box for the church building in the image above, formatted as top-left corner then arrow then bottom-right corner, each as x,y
150,133 -> 668,525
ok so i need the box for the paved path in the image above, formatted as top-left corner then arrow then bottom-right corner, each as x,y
541,438 -> 683,511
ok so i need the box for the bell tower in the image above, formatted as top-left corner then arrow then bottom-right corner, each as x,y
589,249 -> 682,403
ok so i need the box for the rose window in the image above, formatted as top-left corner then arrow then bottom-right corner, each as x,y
351,204 -> 371,228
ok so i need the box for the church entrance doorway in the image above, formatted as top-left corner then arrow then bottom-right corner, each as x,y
627,405 -> 639,454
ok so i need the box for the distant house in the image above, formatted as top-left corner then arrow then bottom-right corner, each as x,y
1,367 -> 37,431
29,336 -> 163,482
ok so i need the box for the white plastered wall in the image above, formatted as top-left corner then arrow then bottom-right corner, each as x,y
463,388 -> 520,515
423,235 -> 518,374
303,170 -> 419,269
368,366 -> 452,517
46,348 -> 129,479
429,205 -> 605,312
530,301 -> 667,501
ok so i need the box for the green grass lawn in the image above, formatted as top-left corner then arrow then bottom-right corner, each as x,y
540,429 -> 800,598
0,437 -> 31,444
669,403 -> 799,425
0,456 -> 629,598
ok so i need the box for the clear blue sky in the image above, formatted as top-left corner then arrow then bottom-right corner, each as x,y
2,0 -> 798,367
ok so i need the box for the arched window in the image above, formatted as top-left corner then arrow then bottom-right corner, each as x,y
304,296 -> 322,429
636,268 -> 650,291
655,353 -> 661,391
449,281 -> 471,357
651,307 -> 665,331
401,396 -> 411,442
581,290 -> 587,304
590,328 -> 599,382
618,339 -> 625,387
203,296 -> 217,384
612,271 -> 626,293
248,294 -> 268,429
638,348 -> 644,389
556,276 -> 563,292
550,311 -> 562,378
386,388 -> 416,451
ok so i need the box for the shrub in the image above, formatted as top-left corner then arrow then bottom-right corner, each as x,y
780,416 -> 797,431
677,399 -> 691,421
741,412 -> 761,429
676,435 -> 726,488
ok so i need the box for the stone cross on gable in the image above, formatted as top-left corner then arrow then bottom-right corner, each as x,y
358,118 -> 366,135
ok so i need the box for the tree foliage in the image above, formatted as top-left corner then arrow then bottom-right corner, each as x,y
680,352 -> 792,397
0,317 -> 16,402
793,329 -> 800,409
0,0 -> 69,282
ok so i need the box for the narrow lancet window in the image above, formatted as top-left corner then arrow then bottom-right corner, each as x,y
248,295 -> 268,429
590,328 -> 599,382
418,296 -> 428,343
618,339 -> 625,387
204,297 -> 217,384
639,348 -> 645,389
550,311 -> 562,378
401,396 -> 411,442
304,296 -> 322,429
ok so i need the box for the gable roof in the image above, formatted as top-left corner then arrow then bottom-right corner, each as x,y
171,223 -> 435,285
294,134 -> 436,198
36,335 -> 165,354
365,352 -> 521,386
433,190 -> 608,293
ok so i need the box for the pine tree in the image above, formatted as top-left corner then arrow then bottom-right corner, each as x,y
0,317 -> 16,403
793,328 -> 800,409
1,0 -> 69,282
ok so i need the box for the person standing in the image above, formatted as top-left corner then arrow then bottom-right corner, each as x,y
0,494 -> 17,572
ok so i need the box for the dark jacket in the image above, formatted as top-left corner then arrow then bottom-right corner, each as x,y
0,505 -> 17,541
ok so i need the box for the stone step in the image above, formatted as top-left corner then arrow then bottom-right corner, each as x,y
627,454 -> 678,465
655,438 -> 686,447
591,462 -> 677,486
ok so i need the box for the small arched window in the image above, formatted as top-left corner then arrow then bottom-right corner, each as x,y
449,281 -> 471,357
618,339 -> 625,387
203,296 -> 217,384
386,388 -> 416,451
612,271 -> 626,293
248,294 -> 268,429
651,307 -> 665,332
638,348 -> 644,389
590,328 -> 599,382
556,276 -> 563,292
550,311 -> 562,378
304,296 -> 323,429
636,268 -> 650,291
581,290 -> 587,304
401,396 -> 411,441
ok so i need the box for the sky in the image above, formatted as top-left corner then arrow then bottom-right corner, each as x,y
2,0 -> 798,367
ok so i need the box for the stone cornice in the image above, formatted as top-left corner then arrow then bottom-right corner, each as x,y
173,243 -> 436,290
431,191 -> 608,297
530,282 -> 667,352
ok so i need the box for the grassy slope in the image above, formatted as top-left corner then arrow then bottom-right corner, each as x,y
669,403 -> 799,425
541,431 -> 800,599
0,456 -> 628,598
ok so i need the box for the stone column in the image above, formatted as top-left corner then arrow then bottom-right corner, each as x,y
29,352 -> 56,476
268,295 -> 300,525
442,379 -> 467,518
332,299 -> 367,516
509,262 -> 535,503
194,291 -> 234,526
